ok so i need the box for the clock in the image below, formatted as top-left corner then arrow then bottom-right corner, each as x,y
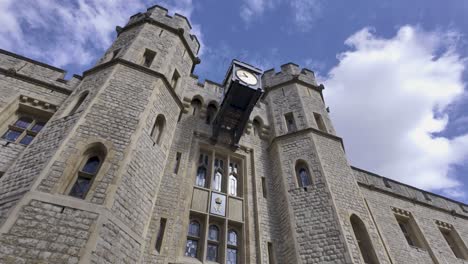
236,69 -> 258,86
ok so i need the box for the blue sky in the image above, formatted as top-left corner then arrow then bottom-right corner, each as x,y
1,0 -> 468,202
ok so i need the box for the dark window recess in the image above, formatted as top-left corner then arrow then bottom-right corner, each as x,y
284,112 -> 296,132
262,177 -> 267,198
440,228 -> 468,260
142,49 -> 156,67
2,116 -> 46,145
268,242 -> 275,264
174,152 -> 182,174
171,70 -> 180,90
313,112 -> 327,132
155,218 -> 167,253
111,48 -> 121,60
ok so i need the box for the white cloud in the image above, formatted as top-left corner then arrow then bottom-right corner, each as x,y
324,26 -> 468,198
0,0 -> 202,69
240,0 -> 322,30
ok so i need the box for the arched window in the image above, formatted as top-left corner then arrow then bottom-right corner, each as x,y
295,160 -> 312,187
350,214 -> 379,264
213,159 -> 224,192
252,118 -> 261,137
207,225 -> 220,262
69,145 -> 106,199
227,230 -> 238,264
206,103 -> 217,124
150,114 -> 165,144
69,91 -> 89,115
229,174 -> 237,196
191,98 -> 202,116
185,220 -> 201,258
196,166 -> 207,188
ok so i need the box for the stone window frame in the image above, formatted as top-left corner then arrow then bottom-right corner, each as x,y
1,115 -> 46,145
295,159 -> 313,189
191,97 -> 203,117
284,112 -> 296,132
227,227 -> 241,264
206,223 -> 221,262
0,95 -> 55,146
185,216 -> 205,260
349,214 -> 379,264
150,114 -> 166,145
62,142 -> 108,200
313,112 -> 327,132
67,146 -> 106,200
142,48 -> 157,68
435,220 -> 468,260
392,207 -> 427,250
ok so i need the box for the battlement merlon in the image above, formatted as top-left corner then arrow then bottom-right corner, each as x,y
262,63 -> 322,95
121,5 -> 201,61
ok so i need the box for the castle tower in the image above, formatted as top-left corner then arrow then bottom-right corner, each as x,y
0,5 -> 201,263
2,4 -> 468,264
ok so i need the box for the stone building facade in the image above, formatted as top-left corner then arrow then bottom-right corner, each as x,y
0,4 -> 468,264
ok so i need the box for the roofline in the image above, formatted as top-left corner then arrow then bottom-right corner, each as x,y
0,49 -> 66,73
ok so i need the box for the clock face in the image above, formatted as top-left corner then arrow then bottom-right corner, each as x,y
236,69 -> 258,86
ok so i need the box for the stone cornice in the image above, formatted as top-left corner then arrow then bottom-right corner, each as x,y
0,49 -> 66,73
269,127 -> 345,152
0,67 -> 72,95
82,58 -> 184,110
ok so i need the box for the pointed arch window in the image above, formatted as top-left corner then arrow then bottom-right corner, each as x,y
206,103 -> 217,124
228,162 -> 238,196
186,220 -> 201,258
150,114 -> 165,145
351,214 -> 379,264
69,146 -> 106,199
295,161 -> 312,187
213,159 -> 224,192
69,91 -> 89,116
196,153 -> 209,188
207,225 -> 220,261
227,230 -> 238,264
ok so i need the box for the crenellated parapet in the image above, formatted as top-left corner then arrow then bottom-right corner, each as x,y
262,63 -> 320,91
123,5 -> 200,58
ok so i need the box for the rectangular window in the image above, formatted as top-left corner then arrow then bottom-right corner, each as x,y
262,177 -> 267,198
174,152 -> 182,174
171,69 -> 180,90
142,49 -> 156,67
284,112 -> 296,132
313,112 -> 327,132
395,215 -> 424,248
155,218 -> 167,253
2,116 -> 46,145
268,242 -> 275,264
439,227 -> 468,259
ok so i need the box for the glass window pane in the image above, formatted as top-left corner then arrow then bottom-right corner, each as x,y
2,130 -> 21,142
299,168 -> 310,186
14,117 -> 33,129
185,239 -> 198,257
207,243 -> 218,261
189,221 -> 200,237
69,176 -> 92,199
81,156 -> 101,174
227,248 -> 238,264
19,134 -> 34,145
31,122 -> 45,133
196,167 -> 206,187
209,225 -> 219,241
228,230 -> 238,246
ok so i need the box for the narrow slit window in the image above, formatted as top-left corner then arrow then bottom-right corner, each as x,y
171,69 -> 180,90
174,152 -> 182,174
313,112 -> 327,132
284,112 -> 296,132
150,115 -> 165,145
111,48 -> 121,60
142,49 -> 156,67
155,218 -> 167,253
262,177 -> 267,198
268,242 -> 275,264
